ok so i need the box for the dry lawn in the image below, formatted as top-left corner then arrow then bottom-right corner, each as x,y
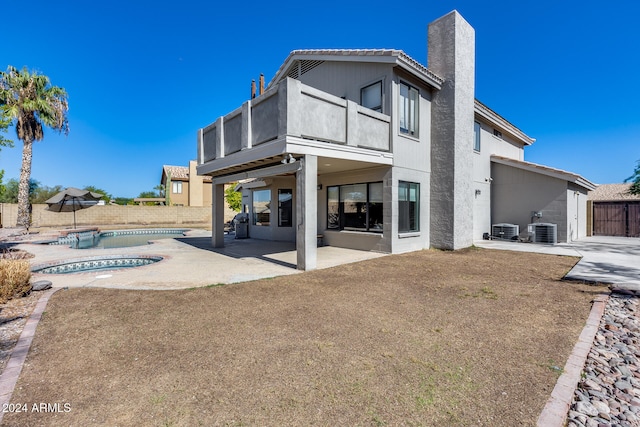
3,248 -> 605,426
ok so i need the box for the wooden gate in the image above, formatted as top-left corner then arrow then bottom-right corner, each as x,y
593,202 -> 640,237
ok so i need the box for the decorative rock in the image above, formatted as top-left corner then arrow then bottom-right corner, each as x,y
618,365 -> 633,377
567,295 -> 640,427
575,401 -> 599,417
615,380 -> 633,392
584,378 -> 603,391
592,400 -> 610,415
585,418 -> 599,427
31,280 -> 52,291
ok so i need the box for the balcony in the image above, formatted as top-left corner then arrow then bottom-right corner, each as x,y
197,77 -> 391,169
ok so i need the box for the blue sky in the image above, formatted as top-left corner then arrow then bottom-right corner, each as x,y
1,0 -> 639,198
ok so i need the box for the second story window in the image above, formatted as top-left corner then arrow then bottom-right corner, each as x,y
399,82 -> 419,137
361,81 -> 382,112
474,121 -> 481,152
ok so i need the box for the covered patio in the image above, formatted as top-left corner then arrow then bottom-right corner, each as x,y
197,77 -> 393,271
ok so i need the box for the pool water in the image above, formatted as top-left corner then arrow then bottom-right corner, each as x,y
51,229 -> 186,249
85,231 -> 185,249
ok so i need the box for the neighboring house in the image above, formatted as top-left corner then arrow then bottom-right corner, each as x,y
196,10 -> 596,270
161,161 -> 212,207
588,183 -> 640,237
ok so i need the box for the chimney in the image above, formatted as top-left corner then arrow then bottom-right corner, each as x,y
428,10 -> 476,250
259,73 -> 265,95
251,79 -> 256,99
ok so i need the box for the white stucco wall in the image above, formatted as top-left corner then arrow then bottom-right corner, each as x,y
390,168 -> 430,254
566,184 -> 589,241
246,176 -> 297,242
491,163 -> 573,243
318,166 -> 391,253
472,121 -> 527,240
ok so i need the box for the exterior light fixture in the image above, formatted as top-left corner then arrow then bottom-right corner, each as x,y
281,154 -> 297,164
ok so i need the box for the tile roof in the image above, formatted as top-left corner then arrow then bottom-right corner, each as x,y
163,165 -> 189,180
162,165 -> 212,182
588,183 -> 640,201
268,49 -> 444,90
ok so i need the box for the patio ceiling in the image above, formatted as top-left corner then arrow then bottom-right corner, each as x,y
207,154 -> 386,185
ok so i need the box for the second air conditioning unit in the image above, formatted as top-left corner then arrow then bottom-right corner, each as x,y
528,223 -> 557,244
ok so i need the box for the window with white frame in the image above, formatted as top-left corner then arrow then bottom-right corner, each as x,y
327,182 -> 383,232
398,181 -> 419,233
361,81 -> 382,112
399,82 -> 419,137
172,181 -> 182,194
474,121 -> 481,152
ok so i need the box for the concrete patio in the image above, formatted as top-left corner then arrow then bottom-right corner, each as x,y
15,229 -> 387,290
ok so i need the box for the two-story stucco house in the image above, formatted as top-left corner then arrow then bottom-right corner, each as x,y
196,10 -> 596,270
161,161 -> 213,207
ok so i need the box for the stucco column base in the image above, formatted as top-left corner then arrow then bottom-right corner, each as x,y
296,155 -> 317,270
212,183 -> 225,248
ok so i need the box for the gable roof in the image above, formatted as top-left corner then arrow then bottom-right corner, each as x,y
162,165 -> 212,183
491,155 -> 597,191
588,183 -> 640,201
267,49 -> 535,148
475,100 -> 535,146
267,49 -> 444,91
163,165 -> 189,180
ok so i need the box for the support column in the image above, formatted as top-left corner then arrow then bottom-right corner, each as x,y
212,183 -> 225,248
296,155 -> 317,270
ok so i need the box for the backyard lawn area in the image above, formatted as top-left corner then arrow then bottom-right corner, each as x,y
3,247 -> 605,426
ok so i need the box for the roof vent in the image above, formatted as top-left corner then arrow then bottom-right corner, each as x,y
286,60 -> 324,80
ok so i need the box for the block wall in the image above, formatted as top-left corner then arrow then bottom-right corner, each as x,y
0,204 -> 236,229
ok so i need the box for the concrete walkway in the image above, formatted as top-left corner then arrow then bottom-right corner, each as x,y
475,235 -> 640,289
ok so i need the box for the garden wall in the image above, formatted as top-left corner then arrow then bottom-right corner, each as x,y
0,204 -> 235,230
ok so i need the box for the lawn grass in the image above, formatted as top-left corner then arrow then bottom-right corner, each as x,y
3,248 -> 605,426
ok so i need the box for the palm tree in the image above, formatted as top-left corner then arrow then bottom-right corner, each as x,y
0,66 -> 69,228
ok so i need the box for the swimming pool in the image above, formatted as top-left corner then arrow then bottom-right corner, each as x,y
50,229 -> 187,249
32,255 -> 164,274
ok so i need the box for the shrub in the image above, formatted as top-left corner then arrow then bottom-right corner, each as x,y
0,255 -> 32,304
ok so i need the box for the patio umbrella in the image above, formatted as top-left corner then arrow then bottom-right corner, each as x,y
45,187 -> 103,229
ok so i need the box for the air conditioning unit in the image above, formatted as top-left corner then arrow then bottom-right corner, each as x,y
492,223 -> 519,240
528,223 -> 557,244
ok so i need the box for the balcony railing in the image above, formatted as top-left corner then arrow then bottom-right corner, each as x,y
198,77 -> 391,164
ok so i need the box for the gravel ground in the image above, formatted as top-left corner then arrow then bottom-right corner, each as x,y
568,293 -> 640,426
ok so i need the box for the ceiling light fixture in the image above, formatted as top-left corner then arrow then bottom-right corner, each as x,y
281,153 -> 297,164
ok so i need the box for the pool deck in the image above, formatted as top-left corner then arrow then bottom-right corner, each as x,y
11,229 -> 387,290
